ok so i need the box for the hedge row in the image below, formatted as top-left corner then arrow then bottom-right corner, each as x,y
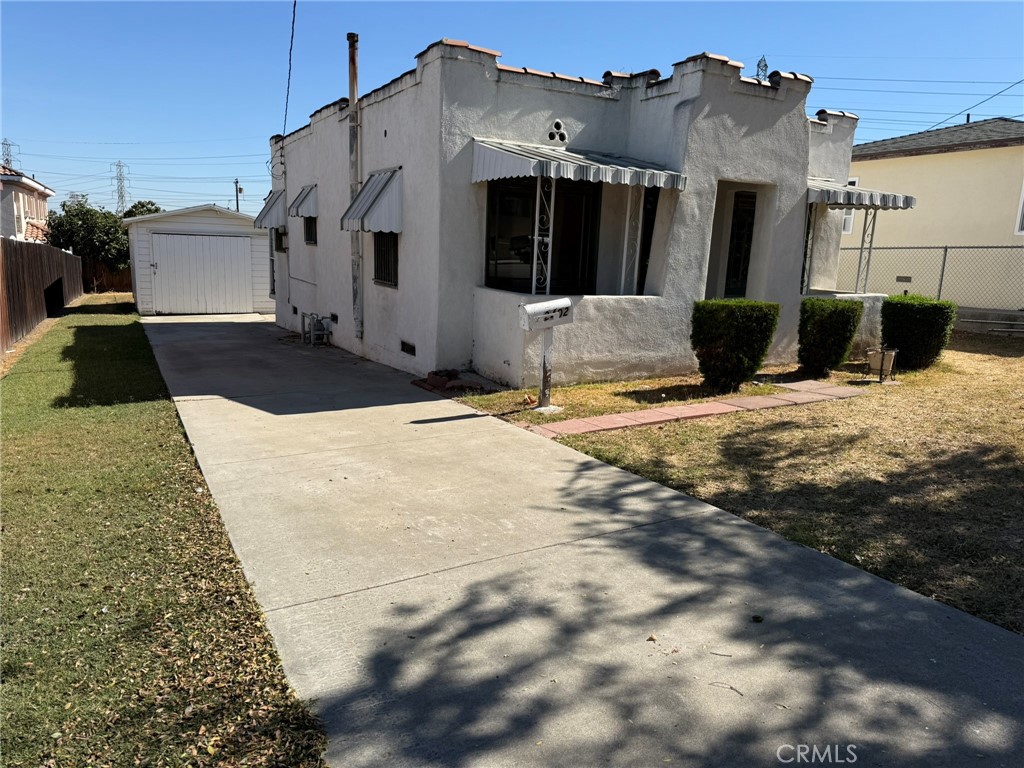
690,293 -> 954,391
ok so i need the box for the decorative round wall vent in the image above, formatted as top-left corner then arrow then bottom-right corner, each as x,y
547,120 -> 568,143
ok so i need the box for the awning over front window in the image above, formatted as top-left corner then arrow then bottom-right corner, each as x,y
288,184 -> 318,217
472,138 -> 686,190
254,189 -> 286,229
807,178 -> 915,210
341,169 -> 402,233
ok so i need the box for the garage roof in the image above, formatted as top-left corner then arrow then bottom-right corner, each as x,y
122,204 -> 255,226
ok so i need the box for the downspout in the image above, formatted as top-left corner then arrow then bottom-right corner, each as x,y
348,32 -> 364,339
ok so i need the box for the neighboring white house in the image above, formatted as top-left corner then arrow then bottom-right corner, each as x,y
124,204 -> 274,315
256,39 -> 912,386
1,164 -> 54,242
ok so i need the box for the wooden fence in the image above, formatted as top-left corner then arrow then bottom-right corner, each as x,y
82,260 -> 132,292
0,239 -> 84,353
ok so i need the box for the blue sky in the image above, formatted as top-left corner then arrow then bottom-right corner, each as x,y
3,1 -> 1022,216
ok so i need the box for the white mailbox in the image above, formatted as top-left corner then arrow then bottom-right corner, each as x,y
518,298 -> 575,412
519,297 -> 574,332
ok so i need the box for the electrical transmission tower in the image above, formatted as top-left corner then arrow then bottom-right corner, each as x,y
2,138 -> 17,167
111,161 -> 130,214
756,55 -> 769,81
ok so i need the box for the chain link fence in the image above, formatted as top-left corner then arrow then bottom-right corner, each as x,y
837,246 -> 1024,311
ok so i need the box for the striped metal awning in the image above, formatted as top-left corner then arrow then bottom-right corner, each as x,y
288,184 -> 318,218
473,138 -> 686,190
807,178 -> 915,210
254,189 -> 286,229
341,168 -> 402,233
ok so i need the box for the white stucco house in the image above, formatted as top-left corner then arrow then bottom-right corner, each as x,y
256,38 -> 913,385
124,205 -> 275,315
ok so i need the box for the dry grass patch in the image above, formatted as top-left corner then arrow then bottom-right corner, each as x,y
565,332 -> 1024,634
460,370 -> 786,425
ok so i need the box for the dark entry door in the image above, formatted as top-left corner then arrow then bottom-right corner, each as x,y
724,191 -> 757,298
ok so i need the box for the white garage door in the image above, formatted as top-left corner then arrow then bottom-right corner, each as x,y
151,234 -> 253,314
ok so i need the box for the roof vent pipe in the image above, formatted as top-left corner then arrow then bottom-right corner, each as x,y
347,32 -> 364,340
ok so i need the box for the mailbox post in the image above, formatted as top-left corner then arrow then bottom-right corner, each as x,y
519,298 -> 574,411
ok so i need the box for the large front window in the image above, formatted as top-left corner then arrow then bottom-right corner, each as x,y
485,178 -> 601,295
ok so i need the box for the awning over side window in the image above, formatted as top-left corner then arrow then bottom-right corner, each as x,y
288,184 -> 318,217
472,138 -> 686,190
341,169 -> 402,233
254,189 -> 286,229
807,178 -> 915,210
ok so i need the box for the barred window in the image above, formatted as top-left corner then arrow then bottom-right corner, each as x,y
374,232 -> 399,287
304,217 -> 317,245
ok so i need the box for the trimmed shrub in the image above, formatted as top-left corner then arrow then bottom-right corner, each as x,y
691,299 -> 780,392
881,294 -> 957,370
798,297 -> 864,377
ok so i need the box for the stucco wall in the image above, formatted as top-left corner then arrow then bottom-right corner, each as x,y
473,288 -> 694,387
840,145 -> 1024,247
272,54 -> 444,376
267,41 -> 859,384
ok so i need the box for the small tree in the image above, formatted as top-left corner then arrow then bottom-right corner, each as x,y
691,299 -> 780,392
46,197 -> 128,271
122,200 -> 163,219
798,297 -> 864,377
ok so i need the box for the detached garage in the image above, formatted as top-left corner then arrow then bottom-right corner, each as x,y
124,204 -> 274,315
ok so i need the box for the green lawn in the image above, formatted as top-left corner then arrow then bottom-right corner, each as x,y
1,296 -> 324,766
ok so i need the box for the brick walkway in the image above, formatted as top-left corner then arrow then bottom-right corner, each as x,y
524,380 -> 866,439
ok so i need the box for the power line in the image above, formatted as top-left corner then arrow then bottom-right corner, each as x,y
283,0 -> 298,134
22,136 -> 267,146
925,78 -> 1024,129
21,151 -> 266,161
763,53 -> 1024,60
814,76 -> 1023,85
814,86 -> 1023,96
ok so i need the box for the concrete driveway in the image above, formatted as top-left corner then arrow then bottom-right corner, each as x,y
143,315 -> 1024,768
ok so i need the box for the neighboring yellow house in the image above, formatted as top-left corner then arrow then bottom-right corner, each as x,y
836,118 -> 1024,309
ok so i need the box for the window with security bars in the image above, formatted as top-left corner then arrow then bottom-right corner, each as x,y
374,232 -> 399,287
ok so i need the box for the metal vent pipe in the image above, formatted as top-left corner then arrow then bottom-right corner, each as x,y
347,32 -> 364,339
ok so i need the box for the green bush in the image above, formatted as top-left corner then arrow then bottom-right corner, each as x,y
798,297 -> 864,377
881,294 -> 957,370
691,299 -> 780,392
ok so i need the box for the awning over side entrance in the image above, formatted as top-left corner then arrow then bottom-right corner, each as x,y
807,178 -> 915,210
472,138 -> 686,190
287,185 -> 318,218
341,169 -> 402,233
254,189 -> 287,229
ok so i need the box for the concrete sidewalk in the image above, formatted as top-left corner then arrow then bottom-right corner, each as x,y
143,315 -> 1024,768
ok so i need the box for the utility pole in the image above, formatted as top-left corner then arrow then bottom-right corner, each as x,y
112,161 -> 129,214
757,55 -> 769,81
1,138 -> 13,166
234,178 -> 244,212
